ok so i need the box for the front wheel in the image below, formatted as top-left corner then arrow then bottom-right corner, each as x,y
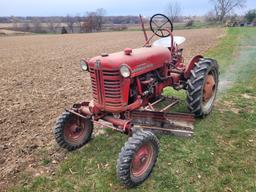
186,58 -> 219,118
53,111 -> 93,151
117,130 -> 159,188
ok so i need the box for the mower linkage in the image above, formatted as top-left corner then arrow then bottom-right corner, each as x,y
66,96 -> 195,137
144,95 -> 180,112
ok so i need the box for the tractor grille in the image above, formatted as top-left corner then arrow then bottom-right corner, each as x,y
89,67 -> 123,108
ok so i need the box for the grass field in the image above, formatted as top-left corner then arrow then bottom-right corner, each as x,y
173,21 -> 222,30
8,27 -> 256,192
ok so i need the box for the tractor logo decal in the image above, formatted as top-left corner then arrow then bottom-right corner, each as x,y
132,63 -> 154,73
95,59 -> 101,68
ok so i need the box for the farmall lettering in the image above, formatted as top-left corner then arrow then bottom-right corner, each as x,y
132,63 -> 154,73
53,14 -> 219,187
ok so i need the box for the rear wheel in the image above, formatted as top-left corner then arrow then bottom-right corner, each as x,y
117,130 -> 159,188
53,111 -> 93,151
186,58 -> 219,118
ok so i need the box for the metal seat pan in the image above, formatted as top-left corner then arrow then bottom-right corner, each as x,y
152,36 -> 186,48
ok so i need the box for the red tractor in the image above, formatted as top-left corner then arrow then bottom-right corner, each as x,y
53,14 -> 219,187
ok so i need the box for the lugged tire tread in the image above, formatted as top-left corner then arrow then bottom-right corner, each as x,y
53,111 -> 93,151
116,130 -> 159,188
186,58 -> 219,118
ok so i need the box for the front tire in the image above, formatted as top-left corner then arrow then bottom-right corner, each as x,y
53,111 -> 93,151
117,130 -> 159,188
186,58 -> 219,118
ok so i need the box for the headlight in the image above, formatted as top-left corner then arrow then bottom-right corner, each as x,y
80,60 -> 88,71
120,65 -> 131,78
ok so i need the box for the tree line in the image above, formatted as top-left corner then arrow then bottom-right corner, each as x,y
0,8 -> 141,34
1,1 -> 256,34
167,0 -> 254,24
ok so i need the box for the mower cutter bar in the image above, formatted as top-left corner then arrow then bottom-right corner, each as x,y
131,110 -> 195,137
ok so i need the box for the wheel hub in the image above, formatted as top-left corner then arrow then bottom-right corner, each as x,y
203,74 -> 216,103
131,143 -> 153,177
64,116 -> 87,143
140,156 -> 147,164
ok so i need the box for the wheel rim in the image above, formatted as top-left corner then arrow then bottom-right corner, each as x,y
203,74 -> 215,102
202,73 -> 217,111
64,116 -> 88,144
131,143 -> 154,177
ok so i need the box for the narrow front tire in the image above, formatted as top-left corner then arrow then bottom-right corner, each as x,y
117,130 -> 159,188
53,111 -> 93,151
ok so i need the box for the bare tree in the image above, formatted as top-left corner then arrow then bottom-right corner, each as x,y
82,9 -> 106,33
32,18 -> 42,33
21,22 -> 31,32
210,0 -> 246,22
47,18 -> 60,33
245,9 -> 256,23
83,12 -> 97,32
66,15 -> 75,33
95,8 -> 106,31
167,1 -> 181,22
75,14 -> 84,33
11,16 -> 19,31
205,10 -> 217,22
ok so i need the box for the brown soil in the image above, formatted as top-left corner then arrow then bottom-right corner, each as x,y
0,29 -> 31,36
0,28 -> 224,191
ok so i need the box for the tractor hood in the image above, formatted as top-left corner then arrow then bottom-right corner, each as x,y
88,46 -> 171,76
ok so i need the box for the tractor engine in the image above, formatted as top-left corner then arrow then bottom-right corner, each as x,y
85,46 -> 172,114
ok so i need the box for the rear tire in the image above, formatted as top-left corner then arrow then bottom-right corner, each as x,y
117,130 -> 159,188
53,111 -> 93,151
186,58 -> 219,118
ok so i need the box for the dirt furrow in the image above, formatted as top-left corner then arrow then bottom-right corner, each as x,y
0,28 -> 224,190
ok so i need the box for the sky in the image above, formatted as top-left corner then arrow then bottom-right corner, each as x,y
0,0 -> 256,17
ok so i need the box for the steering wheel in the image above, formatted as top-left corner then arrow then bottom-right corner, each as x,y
150,14 -> 173,37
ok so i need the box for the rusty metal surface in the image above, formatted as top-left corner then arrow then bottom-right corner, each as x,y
68,96 -> 194,137
66,108 -> 91,119
144,96 -> 178,111
131,110 -> 195,137
203,74 -> 216,102
140,14 -> 149,42
133,125 -> 193,137
102,115 -> 131,131
93,120 -> 125,133
159,99 -> 179,112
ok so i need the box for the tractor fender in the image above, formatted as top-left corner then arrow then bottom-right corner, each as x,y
184,55 -> 203,79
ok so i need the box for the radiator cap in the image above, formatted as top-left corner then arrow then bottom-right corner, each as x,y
101,53 -> 109,57
124,48 -> 132,55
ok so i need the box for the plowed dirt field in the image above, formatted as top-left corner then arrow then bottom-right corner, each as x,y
0,28 -> 224,190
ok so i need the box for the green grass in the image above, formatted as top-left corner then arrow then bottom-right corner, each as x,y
11,27 -> 256,192
174,21 -> 222,30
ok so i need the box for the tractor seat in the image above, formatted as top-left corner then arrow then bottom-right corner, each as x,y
152,36 -> 186,48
